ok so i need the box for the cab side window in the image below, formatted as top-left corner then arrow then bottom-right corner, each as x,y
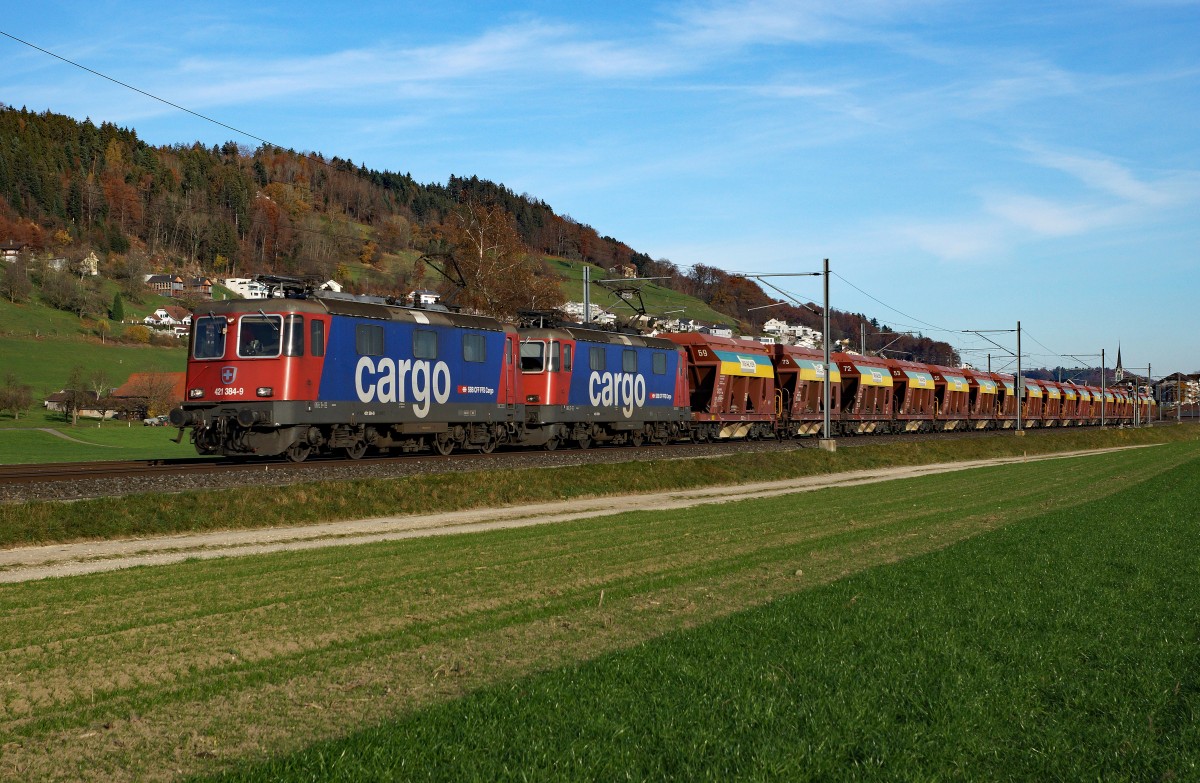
283,315 -> 305,357
310,319 -> 325,357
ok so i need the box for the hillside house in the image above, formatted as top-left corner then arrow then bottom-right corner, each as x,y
763,318 -> 789,335
222,277 -> 271,299
0,240 -> 26,262
143,306 -> 193,330
145,274 -> 184,297
408,289 -> 441,306
184,276 -> 213,298
43,389 -> 117,420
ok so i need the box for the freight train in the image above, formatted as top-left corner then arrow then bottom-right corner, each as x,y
169,281 -> 1153,461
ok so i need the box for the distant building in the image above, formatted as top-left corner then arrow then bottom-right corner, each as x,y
1155,373 -> 1200,405
145,274 -> 184,297
408,289 -> 441,306
0,240 -> 26,262
222,278 -> 270,299
319,279 -> 343,293
184,276 -> 213,298
143,306 -> 192,332
563,301 -> 614,324
43,389 -> 116,419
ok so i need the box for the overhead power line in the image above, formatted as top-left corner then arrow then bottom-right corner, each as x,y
0,29 -> 275,149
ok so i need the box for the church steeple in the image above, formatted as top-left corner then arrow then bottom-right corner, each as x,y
1114,343 -> 1124,382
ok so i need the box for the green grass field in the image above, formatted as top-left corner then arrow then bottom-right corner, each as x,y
0,293 -> 188,403
208,444 -> 1200,782
0,424 -> 1191,548
0,436 -> 1197,780
0,420 -> 195,463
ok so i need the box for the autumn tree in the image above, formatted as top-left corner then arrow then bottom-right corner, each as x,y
439,201 -> 564,320
0,373 -> 33,420
1,259 -> 32,303
359,239 -> 378,266
137,372 -> 181,417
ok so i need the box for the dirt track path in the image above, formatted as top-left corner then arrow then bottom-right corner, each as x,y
0,446 -> 1147,583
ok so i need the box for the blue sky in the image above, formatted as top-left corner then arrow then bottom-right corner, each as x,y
3,1 -> 1198,374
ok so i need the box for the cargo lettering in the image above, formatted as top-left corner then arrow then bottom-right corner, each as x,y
588,371 -> 646,418
355,357 -> 452,418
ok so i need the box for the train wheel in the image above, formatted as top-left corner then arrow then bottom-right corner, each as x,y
285,442 -> 312,463
479,435 -> 498,454
432,434 -> 455,456
576,434 -> 592,450
630,430 -> 645,447
544,437 -> 560,451
343,440 -> 367,460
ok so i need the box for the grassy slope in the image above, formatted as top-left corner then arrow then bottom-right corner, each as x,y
212,443 -> 1200,782
0,437 -> 1194,781
545,256 -> 735,327
0,294 -> 188,400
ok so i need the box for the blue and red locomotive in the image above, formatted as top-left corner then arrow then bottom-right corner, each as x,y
169,280 -> 1153,460
170,282 -> 694,460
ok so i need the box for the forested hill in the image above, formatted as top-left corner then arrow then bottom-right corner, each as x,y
0,104 -> 958,364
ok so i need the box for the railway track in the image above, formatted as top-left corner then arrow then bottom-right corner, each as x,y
0,422 -> 1170,503
0,458 -> 227,484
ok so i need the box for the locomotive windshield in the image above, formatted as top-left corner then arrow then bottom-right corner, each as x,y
238,315 -> 282,357
520,341 -> 545,372
192,316 -> 227,359
520,340 -> 563,372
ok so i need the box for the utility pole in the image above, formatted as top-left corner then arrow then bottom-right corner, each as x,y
1016,320 -> 1023,434
821,258 -> 833,452
987,354 -> 991,373
740,264 -> 832,450
1100,348 -> 1106,427
861,321 -> 866,355
582,265 -> 591,325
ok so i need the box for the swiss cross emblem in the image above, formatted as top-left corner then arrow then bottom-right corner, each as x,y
221,366 -> 237,384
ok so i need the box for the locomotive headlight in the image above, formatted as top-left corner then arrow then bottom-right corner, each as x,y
256,387 -> 274,397
526,394 -> 540,403
188,388 -> 204,399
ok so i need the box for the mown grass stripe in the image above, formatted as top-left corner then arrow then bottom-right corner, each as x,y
201,449 -> 1200,781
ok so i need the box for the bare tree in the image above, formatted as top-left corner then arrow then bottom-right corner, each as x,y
0,373 -> 33,420
88,369 -> 115,423
438,201 -> 565,320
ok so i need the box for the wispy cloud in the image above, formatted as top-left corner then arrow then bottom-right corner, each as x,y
666,0 -> 942,48
1020,146 -> 1175,206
